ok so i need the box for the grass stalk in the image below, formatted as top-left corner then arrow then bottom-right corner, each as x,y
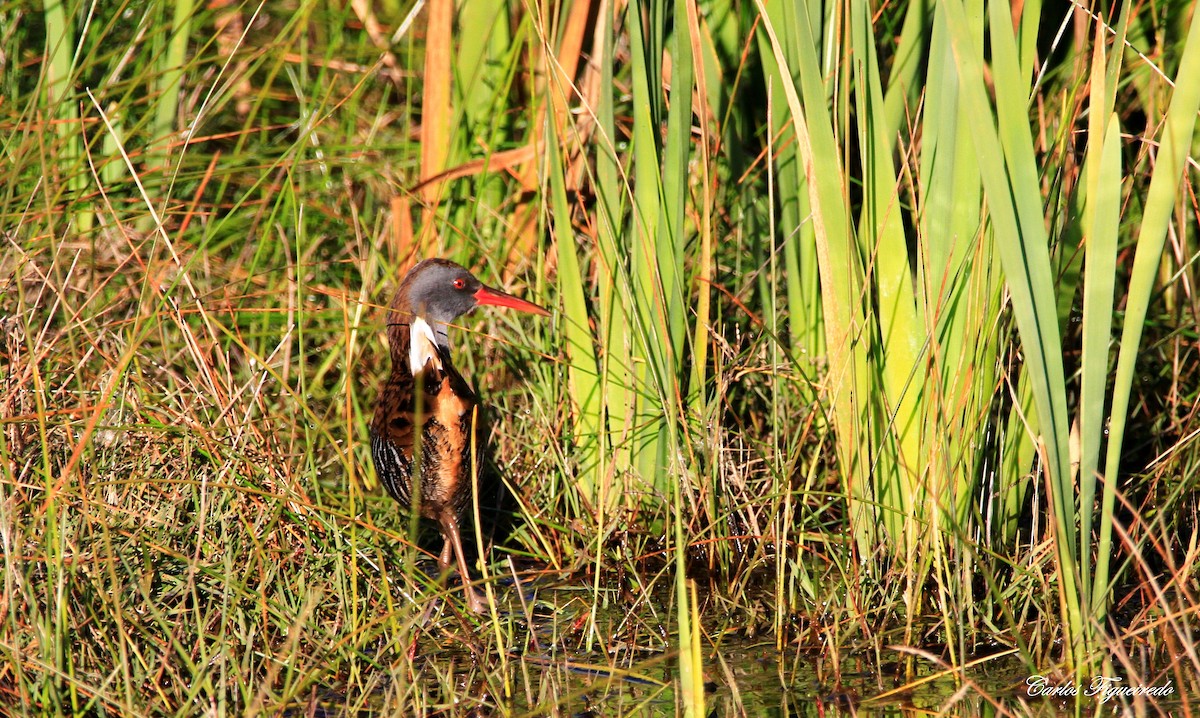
756,0 -> 873,557
625,0 -> 668,495
545,103 -> 602,510
42,0 -> 91,234
946,0 -> 1083,665
3,0 -> 1199,712
1076,24 -> 1122,619
151,0 -> 195,171
1098,2 -> 1200,617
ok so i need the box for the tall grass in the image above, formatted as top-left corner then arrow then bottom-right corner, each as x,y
2,0 -> 1199,713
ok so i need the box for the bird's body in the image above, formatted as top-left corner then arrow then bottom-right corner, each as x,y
370,324 -> 480,520
370,259 -> 547,613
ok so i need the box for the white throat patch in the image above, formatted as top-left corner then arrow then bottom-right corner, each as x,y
408,317 -> 444,374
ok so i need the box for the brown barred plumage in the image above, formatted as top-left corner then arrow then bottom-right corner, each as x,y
369,259 -> 547,613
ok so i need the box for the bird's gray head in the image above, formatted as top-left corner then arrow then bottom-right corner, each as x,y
388,259 -> 550,373
400,259 -> 487,325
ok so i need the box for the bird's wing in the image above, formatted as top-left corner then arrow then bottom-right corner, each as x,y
371,348 -> 476,464
371,371 -> 418,453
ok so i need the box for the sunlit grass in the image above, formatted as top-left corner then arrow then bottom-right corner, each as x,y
2,0 -> 1199,714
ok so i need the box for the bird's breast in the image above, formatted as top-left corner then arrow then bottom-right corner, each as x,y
426,373 -> 476,509
433,374 -> 472,422
371,333 -> 483,517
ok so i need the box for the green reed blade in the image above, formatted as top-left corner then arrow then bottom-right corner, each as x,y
1099,3 -> 1200,614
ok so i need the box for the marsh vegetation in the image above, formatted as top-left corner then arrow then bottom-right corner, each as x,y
2,0 -> 1198,714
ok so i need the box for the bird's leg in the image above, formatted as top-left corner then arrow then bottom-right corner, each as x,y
438,510 -> 485,614
438,538 -> 453,575
410,540 -> 453,629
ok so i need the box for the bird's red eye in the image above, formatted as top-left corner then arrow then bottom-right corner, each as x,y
453,277 -> 467,290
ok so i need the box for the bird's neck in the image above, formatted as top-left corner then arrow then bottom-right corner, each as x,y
409,316 -> 451,374
388,311 -> 452,376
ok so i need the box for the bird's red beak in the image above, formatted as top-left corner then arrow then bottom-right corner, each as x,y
473,286 -> 550,316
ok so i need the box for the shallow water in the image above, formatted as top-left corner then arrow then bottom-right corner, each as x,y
494,573 -> 1179,716
295,568 -> 1182,716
